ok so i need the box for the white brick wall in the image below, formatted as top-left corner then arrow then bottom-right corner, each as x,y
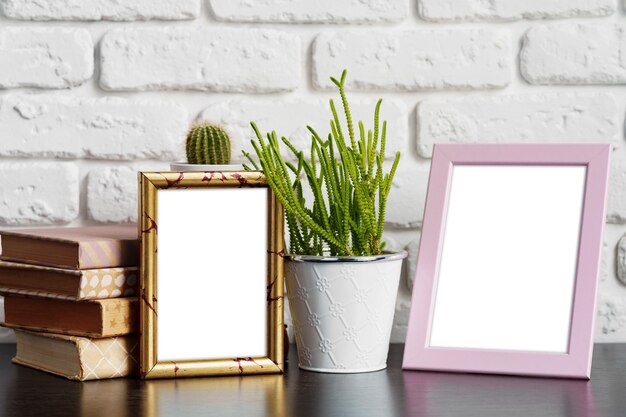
313,29 -> 511,90
386,163 -> 429,228
0,95 -> 188,160
608,161 -> 626,224
521,23 -> 626,85
0,28 -> 93,88
87,166 -> 140,224
418,0 -> 615,22
87,163 -> 169,223
416,94 -> 618,157
209,0 -> 408,23
0,162 -> 78,225
1,1 -> 626,344
1,0 -> 200,21
100,28 -> 301,92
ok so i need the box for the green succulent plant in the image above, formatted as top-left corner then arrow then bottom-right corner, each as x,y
186,123 -> 231,165
243,70 -> 400,257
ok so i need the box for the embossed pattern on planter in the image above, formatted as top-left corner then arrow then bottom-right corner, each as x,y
285,259 -> 402,372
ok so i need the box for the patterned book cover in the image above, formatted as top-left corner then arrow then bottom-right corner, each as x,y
0,261 -> 137,300
0,225 -> 138,269
2,296 -> 138,338
13,330 -> 138,381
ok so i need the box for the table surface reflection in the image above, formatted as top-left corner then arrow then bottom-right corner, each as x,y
1,344 -> 625,417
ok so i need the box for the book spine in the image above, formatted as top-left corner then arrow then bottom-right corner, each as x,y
76,337 -> 138,381
101,299 -> 138,336
3,297 -> 138,338
77,239 -> 138,269
78,269 -> 138,300
78,240 -> 123,269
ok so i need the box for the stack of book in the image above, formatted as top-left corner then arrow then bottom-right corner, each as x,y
0,226 -> 139,381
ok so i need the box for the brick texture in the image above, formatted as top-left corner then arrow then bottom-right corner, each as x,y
521,23 -> 626,85
418,0 -> 615,22
416,94 -> 618,157
0,0 -> 200,21
87,163 -> 169,223
0,95 -> 188,160
608,161 -> 626,224
209,0 -> 407,23
313,30 -> 511,91
0,162 -> 78,225
100,28 -> 300,92
0,28 -> 93,88
385,163 -> 430,228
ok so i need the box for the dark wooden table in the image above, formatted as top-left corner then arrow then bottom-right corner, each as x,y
0,344 -> 625,417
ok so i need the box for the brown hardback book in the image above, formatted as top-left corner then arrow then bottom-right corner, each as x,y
12,330 -> 138,381
0,261 -> 137,300
0,225 -> 138,269
2,296 -> 138,338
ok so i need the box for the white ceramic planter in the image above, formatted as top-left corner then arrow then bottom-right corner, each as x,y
169,163 -> 244,171
285,251 -> 407,373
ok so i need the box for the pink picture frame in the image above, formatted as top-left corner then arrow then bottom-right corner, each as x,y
403,144 -> 611,379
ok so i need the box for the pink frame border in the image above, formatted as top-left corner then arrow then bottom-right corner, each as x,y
402,144 -> 611,379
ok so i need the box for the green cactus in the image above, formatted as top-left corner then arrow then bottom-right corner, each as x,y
186,123 -> 231,165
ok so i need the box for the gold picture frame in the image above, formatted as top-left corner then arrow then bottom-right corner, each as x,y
139,171 -> 284,379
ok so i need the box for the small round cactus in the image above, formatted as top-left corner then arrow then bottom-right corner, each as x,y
186,123 -> 231,165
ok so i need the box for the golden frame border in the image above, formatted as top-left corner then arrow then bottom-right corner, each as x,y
139,171 -> 284,379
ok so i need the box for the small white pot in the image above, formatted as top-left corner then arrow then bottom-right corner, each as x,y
169,163 -> 244,171
285,251 -> 407,373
